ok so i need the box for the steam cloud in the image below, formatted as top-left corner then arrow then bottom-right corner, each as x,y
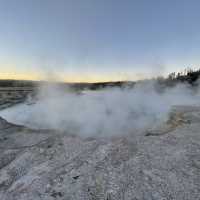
0,80 -> 200,137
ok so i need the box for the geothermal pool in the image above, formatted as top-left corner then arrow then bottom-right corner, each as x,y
0,84 -> 199,136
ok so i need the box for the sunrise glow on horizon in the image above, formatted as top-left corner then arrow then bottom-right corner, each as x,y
1,0 -> 200,82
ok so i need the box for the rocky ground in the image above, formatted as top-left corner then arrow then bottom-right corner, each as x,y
0,102 -> 199,200
0,87 -> 35,110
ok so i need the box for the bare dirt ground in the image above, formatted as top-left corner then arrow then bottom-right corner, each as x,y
0,89 -> 200,200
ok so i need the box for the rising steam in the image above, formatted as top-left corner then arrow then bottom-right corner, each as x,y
0,80 -> 199,137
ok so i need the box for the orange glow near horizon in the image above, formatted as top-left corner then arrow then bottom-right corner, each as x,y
0,71 -> 134,83
2,63 -> 192,83
0,67 -> 144,83
0,71 -> 41,81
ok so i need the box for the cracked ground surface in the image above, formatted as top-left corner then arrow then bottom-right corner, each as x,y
0,105 -> 200,199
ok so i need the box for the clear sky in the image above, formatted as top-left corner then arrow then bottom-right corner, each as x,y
0,0 -> 200,82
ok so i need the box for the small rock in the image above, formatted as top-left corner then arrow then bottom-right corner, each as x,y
39,148 -> 44,154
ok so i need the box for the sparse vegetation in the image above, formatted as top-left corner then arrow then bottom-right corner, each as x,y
167,68 -> 200,84
0,68 -> 200,91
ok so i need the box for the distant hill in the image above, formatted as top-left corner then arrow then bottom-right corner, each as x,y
0,80 -> 39,88
0,79 -> 135,90
0,68 -> 200,90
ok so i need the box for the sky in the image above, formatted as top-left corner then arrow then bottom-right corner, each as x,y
0,0 -> 200,82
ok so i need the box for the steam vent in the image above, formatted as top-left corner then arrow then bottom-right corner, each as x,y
0,105 -> 200,200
